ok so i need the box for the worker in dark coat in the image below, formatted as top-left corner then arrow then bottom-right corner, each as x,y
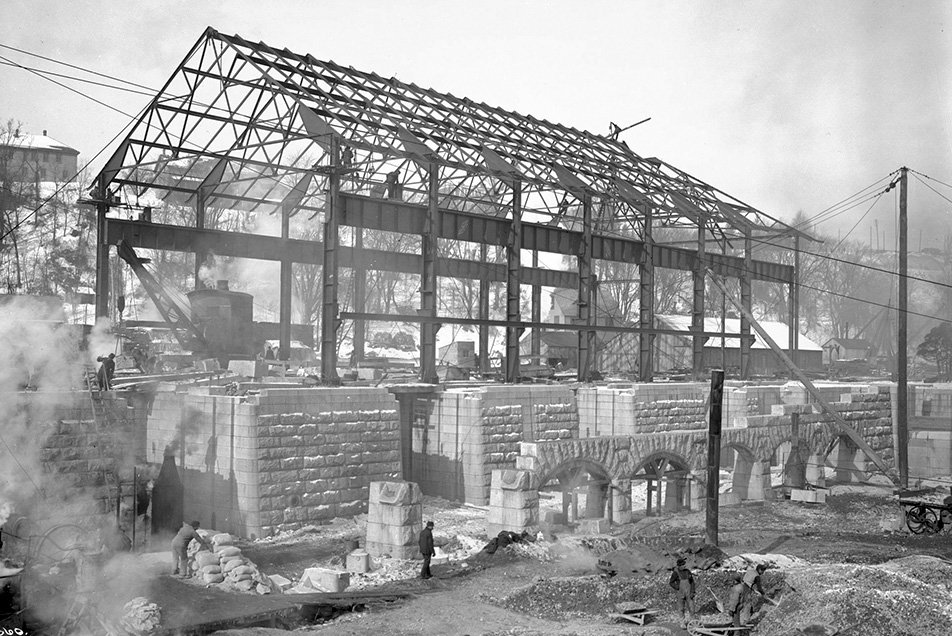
104,353 -> 116,384
668,557 -> 696,627
171,520 -> 210,577
418,520 -> 435,579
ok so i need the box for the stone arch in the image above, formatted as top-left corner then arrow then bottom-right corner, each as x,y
538,458 -> 613,526
719,442 -> 759,503
628,451 -> 694,517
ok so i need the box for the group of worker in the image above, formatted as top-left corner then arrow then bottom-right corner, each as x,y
669,558 -> 770,628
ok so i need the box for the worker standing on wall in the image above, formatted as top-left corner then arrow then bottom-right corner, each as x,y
419,520 -> 435,579
171,520 -> 210,577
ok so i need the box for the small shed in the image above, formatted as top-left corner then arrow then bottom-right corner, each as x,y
822,338 -> 875,365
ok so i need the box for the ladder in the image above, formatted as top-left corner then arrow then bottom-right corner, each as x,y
83,364 -> 118,514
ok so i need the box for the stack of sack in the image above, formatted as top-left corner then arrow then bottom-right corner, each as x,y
189,532 -> 277,594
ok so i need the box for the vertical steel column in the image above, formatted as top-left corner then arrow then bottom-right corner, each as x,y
95,175 -> 111,320
419,164 -> 439,384
789,235 -> 801,379
194,191 -> 206,289
353,228 -> 366,365
705,369 -> 725,546
505,180 -> 523,383
740,229 -> 752,379
692,220 -> 706,380
639,205 -> 654,381
577,194 -> 593,381
478,243 -> 490,375
279,199 -> 292,361
320,137 -> 341,384
531,250 -> 541,359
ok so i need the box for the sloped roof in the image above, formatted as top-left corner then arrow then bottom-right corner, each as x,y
656,314 -> 822,352
1,132 -> 79,154
94,27 -> 806,240
823,337 -> 874,349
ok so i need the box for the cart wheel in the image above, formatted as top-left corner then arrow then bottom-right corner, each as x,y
906,505 -> 938,534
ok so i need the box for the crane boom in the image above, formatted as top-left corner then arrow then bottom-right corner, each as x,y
116,239 -> 211,355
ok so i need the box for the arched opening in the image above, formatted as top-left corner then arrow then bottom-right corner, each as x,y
769,438 -> 813,491
630,453 -> 692,518
538,459 -> 611,527
719,443 -> 758,504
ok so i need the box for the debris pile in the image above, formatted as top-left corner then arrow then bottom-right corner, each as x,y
496,575 -> 654,620
755,557 -> 952,636
190,532 -> 276,594
118,597 -> 161,635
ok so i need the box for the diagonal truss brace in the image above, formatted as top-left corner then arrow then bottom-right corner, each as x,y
706,270 -> 898,484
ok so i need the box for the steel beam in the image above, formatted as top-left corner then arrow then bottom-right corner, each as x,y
339,193 -> 794,284
577,195 -> 593,381
531,250 -> 541,358
692,220 -> 706,380
103,218 -> 573,287
353,228 -> 366,364
505,181 -> 523,383
419,165 -> 439,384
478,243 -> 490,374
320,137 -> 341,384
639,205 -> 654,381
95,176 -> 111,320
740,230 -> 752,379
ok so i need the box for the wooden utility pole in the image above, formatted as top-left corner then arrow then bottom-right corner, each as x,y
898,167 -> 909,490
706,369 -> 725,546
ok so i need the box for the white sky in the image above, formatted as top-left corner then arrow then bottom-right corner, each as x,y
1,1 -> 951,248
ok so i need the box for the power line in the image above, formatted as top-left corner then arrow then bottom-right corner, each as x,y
0,59 -> 155,97
0,41 -> 154,92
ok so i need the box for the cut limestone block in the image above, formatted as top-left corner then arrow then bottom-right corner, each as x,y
369,481 -> 423,506
367,501 -> 423,526
301,567 -> 350,592
346,550 -> 370,574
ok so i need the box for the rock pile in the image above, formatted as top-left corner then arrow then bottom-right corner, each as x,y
119,597 -> 161,635
189,532 -> 277,594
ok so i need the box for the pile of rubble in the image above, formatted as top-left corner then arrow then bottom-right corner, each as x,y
118,597 -> 161,635
756,556 -> 952,636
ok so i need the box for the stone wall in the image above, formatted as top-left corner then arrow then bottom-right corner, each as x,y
146,386 -> 401,538
578,384 -> 709,436
13,391 -> 139,530
414,385 -> 577,505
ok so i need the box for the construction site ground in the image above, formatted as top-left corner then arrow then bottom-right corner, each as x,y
124,479 -> 952,636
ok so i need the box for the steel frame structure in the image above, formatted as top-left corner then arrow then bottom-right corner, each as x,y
92,27 -> 808,384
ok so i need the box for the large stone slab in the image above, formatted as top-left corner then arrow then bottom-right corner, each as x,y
369,480 -> 423,506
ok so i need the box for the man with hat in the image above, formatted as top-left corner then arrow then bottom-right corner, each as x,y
419,520 -> 435,579
668,556 -> 696,627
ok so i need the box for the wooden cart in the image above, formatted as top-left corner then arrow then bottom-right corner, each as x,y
899,497 -> 952,534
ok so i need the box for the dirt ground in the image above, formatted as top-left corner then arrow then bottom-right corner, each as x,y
197,480 -> 952,636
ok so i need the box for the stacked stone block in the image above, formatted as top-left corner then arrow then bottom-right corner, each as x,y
145,386 -> 402,538
26,391 -> 138,529
578,384 -> 709,437
365,480 -> 423,559
486,469 -> 538,537
412,390 -> 484,503
414,385 -> 577,506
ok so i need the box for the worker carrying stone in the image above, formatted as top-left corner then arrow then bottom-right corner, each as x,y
171,520 -> 211,577
727,563 -> 768,626
668,557 -> 697,627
